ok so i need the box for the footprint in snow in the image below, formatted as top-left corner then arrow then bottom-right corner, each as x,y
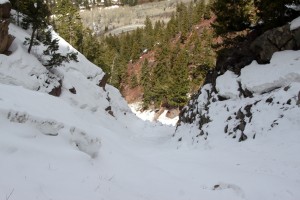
213,182 -> 245,198
80,104 -> 88,109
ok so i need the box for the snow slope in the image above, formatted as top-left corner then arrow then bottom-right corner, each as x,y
0,21 -> 300,200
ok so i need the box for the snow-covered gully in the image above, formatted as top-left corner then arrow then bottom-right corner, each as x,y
0,16 -> 300,200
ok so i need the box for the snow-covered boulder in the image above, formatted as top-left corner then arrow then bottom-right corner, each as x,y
175,49 -> 300,146
216,71 -> 240,99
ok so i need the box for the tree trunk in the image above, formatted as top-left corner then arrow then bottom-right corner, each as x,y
28,28 -> 36,53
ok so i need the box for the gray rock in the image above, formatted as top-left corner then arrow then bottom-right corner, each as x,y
238,120 -> 246,132
236,109 -> 245,120
239,133 -> 248,142
98,73 -> 110,91
69,87 -> 77,94
224,124 -> 228,133
293,28 -> 300,47
251,24 -> 300,63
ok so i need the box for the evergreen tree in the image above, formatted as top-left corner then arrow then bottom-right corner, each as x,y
81,28 -> 106,68
130,28 -> 143,61
110,55 -> 127,88
211,0 -> 255,34
203,1 -> 212,20
165,14 -> 178,39
254,0 -> 300,29
54,0 -> 83,50
176,3 -> 189,40
193,0 -> 205,23
140,59 -> 150,87
42,30 -> 78,68
20,0 -> 50,53
149,42 -> 172,107
119,33 -> 132,61
169,49 -> 189,107
142,16 -> 154,50
141,59 -> 153,108
153,20 -> 165,43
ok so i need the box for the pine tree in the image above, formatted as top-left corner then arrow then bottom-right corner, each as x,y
81,28 -> 104,66
153,20 -> 165,43
149,42 -> 172,107
21,0 -> 50,53
42,30 -> 78,68
141,59 -> 150,87
54,0 -> 83,50
130,28 -> 143,61
111,56 -> 127,88
193,0 -> 205,23
211,0 -> 255,34
142,16 -> 154,50
141,59 -> 156,108
176,3 -> 189,40
119,33 -> 132,61
165,14 -> 178,39
254,0 -> 300,29
168,49 -> 189,107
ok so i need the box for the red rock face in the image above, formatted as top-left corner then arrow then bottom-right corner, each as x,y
0,2 -> 11,19
0,2 -> 14,55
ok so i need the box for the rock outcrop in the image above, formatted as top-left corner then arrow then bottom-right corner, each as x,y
98,73 -> 110,91
206,23 -> 300,92
175,19 -> 300,145
0,1 -> 14,54
49,80 -> 62,97
251,24 -> 300,63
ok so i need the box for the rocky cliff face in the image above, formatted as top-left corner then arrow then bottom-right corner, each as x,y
174,20 -> 300,145
0,1 -> 14,54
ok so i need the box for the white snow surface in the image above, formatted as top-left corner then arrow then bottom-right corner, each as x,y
239,50 -> 300,94
216,70 -> 240,99
0,23 -> 300,200
0,0 -> 9,4
290,16 -> 300,30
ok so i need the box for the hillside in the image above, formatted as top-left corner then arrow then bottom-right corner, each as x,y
96,1 -> 215,123
1,2 -> 300,200
80,0 -> 193,35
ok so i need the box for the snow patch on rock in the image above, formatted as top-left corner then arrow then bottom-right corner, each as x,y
290,16 -> 300,30
216,71 -> 240,99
